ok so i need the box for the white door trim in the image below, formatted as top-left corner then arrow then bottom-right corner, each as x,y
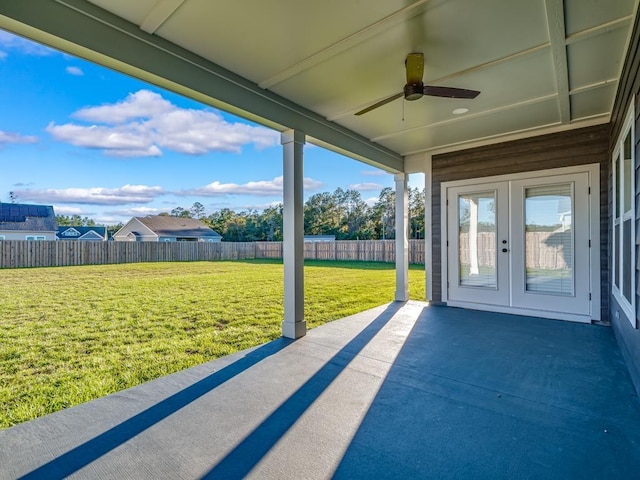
441,164 -> 600,322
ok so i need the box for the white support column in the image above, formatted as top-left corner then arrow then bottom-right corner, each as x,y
281,129 -> 306,339
395,172 -> 409,301
424,154 -> 433,302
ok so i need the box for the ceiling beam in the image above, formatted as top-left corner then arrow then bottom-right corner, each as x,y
544,0 -> 571,124
0,0 -> 403,172
140,0 -> 186,34
569,77 -> 618,95
565,15 -> 633,45
258,0 -> 432,90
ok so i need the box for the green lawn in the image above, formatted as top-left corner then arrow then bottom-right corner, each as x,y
0,259 -> 424,429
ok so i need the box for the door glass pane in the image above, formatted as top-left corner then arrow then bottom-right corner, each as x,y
524,184 -> 573,295
458,192 -> 496,288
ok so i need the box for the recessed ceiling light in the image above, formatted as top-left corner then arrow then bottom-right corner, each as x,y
453,108 -> 469,115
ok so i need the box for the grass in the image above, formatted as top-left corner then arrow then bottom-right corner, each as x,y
0,259 -> 424,429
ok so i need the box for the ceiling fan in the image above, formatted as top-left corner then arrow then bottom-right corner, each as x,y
355,52 -> 480,116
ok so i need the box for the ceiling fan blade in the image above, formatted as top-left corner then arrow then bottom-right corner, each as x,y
424,85 -> 480,99
405,52 -> 424,84
355,92 -> 404,116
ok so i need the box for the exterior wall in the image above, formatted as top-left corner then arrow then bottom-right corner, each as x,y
609,10 -> 640,395
431,124 -> 610,322
112,218 -> 157,242
0,231 -> 56,240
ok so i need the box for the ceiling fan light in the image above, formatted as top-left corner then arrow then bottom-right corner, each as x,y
404,83 -> 424,101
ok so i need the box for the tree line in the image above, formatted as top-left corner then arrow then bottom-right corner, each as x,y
54,187 -> 425,241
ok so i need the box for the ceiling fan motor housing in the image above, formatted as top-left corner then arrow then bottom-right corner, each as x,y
404,83 -> 424,101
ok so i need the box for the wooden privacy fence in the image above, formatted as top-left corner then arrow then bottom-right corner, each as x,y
0,239 -> 425,269
459,231 -> 571,270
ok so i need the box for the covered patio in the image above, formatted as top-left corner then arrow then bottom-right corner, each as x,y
1,302 -> 639,479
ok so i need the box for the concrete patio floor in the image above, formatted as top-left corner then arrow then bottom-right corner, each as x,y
1,301 -> 639,479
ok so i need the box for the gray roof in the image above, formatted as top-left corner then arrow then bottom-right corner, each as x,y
136,216 -> 221,238
0,203 -> 56,232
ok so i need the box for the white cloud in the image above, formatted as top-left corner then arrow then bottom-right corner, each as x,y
364,196 -> 379,207
73,90 -> 173,124
94,216 -> 122,225
65,66 -> 84,76
178,176 -> 323,197
0,50 -> 7,60
0,30 -> 54,56
46,123 -> 162,157
0,130 -> 38,145
47,89 -> 279,157
53,206 -> 88,216
348,182 -> 383,191
14,184 -> 164,205
104,206 -> 163,217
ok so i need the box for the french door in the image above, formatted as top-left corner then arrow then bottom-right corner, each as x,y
445,170 -> 594,321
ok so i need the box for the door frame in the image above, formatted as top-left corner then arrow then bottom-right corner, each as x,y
440,164 -> 600,322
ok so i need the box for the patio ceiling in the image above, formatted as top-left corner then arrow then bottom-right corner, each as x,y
0,0 -> 638,169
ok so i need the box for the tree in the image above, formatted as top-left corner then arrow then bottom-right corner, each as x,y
304,192 -> 340,236
409,187 -> 426,239
370,187 -> 395,239
261,204 -> 283,241
106,223 -> 123,239
170,207 -> 191,218
204,208 -> 237,238
56,215 -> 97,226
225,215 -> 248,241
190,202 -> 205,219
160,185 -> 424,241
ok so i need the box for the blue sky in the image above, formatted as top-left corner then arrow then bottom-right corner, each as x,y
0,29 -> 423,225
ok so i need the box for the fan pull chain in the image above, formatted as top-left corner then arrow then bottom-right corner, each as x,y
402,99 -> 405,122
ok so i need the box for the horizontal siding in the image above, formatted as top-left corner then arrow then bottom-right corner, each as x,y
431,124 -> 610,316
610,7 -> 640,397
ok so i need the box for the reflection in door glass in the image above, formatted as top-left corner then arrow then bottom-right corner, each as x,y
524,184 -> 573,295
459,192 -> 496,288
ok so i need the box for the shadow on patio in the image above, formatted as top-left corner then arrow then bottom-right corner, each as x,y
1,301 -> 639,479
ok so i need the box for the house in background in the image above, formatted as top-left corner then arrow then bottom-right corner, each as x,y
113,216 -> 222,242
0,203 -> 57,240
304,235 -> 335,242
56,226 -> 107,241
